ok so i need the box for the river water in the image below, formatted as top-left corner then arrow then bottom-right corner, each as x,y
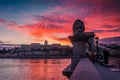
0,57 -> 119,80
0,59 -> 70,80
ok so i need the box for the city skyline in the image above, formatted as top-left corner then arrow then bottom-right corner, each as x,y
0,0 -> 120,45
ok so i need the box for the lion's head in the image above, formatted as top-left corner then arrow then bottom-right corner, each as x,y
73,19 -> 85,35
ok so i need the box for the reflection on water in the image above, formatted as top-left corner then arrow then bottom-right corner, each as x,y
0,59 -> 70,80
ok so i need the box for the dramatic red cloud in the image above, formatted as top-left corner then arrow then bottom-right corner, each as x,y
1,0 -> 120,45
84,12 -> 120,38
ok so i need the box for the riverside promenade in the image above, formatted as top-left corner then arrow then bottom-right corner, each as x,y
94,63 -> 120,80
69,58 -> 120,80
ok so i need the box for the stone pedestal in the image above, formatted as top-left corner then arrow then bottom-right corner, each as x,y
62,19 -> 96,78
69,32 -> 95,70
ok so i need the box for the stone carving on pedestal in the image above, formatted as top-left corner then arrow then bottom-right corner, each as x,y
69,19 -> 95,70
73,19 -> 85,36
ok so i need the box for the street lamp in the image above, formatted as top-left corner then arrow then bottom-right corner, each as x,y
95,37 -> 99,57
95,37 -> 99,48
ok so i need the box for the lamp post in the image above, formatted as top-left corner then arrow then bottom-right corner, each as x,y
95,37 -> 99,57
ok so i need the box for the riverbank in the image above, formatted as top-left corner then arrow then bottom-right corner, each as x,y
0,56 -> 71,59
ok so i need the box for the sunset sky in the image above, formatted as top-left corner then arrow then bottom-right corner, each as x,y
0,0 -> 120,45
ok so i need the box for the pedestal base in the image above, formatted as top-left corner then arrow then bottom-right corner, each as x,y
69,32 -> 95,70
71,56 -> 80,70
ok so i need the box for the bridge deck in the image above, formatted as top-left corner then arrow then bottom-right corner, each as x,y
70,58 -> 103,80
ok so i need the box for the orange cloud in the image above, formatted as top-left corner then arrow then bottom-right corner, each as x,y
5,13 -> 74,44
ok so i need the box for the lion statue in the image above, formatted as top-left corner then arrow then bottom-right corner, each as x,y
73,19 -> 85,35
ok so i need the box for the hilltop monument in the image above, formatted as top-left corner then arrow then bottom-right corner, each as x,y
69,19 -> 95,70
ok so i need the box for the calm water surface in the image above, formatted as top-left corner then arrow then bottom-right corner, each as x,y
0,59 -> 70,80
